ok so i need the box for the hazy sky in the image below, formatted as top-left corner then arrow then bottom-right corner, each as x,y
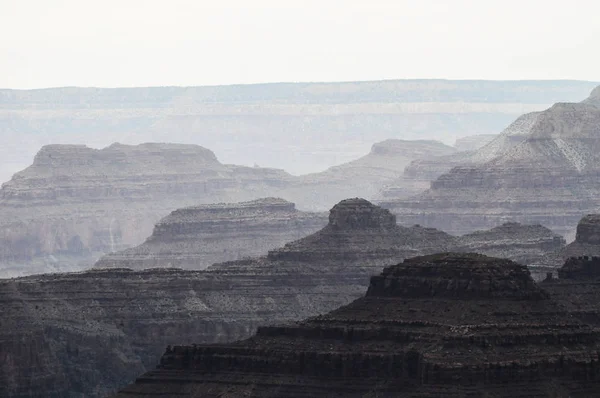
1,0 -> 599,89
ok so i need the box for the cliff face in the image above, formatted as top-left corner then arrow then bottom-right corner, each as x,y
0,143 -> 295,277
116,253 -> 600,397
378,113 -> 538,200
2,80 -> 595,185
95,198 -> 326,270
381,87 -> 600,239
0,199 -> 458,398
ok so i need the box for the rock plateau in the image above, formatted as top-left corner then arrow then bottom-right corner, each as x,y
95,198 -> 326,270
116,253 -> 600,397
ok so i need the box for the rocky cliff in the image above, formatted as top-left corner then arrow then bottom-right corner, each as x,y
0,143 -> 295,277
0,199 -> 457,397
381,87 -> 600,239
116,253 -> 600,397
2,80 -> 596,184
379,111 -> 543,200
94,198 -> 326,270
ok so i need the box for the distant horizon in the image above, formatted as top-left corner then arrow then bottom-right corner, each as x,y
2,77 -> 599,91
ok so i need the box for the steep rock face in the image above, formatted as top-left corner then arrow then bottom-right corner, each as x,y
94,198 -> 326,270
0,143 -> 294,277
116,253 -> 600,397
378,113 -> 538,200
381,87 -> 600,238
281,140 -> 457,210
0,199 -> 457,398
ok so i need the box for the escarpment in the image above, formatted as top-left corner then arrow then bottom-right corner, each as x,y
94,198 -> 326,270
0,143 -> 295,277
116,253 -> 600,397
0,199 -> 457,398
381,87 -> 600,239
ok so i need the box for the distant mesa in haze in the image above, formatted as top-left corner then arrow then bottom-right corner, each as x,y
0,79 -> 597,184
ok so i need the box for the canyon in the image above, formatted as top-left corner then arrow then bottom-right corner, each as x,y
116,253 -> 600,397
0,199 -> 568,397
381,86 -> 600,239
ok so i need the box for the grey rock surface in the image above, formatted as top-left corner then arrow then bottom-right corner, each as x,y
95,198 -> 326,270
0,199 -> 455,397
380,86 -> 600,239
1,80 -> 597,184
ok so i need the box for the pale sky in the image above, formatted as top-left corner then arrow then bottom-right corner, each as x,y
1,0 -> 599,89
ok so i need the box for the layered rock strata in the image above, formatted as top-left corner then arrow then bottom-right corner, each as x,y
0,143 -> 295,277
116,253 -> 600,397
457,222 -> 565,280
94,198 -> 326,270
381,87 -> 600,238
378,112 -> 539,199
0,199 -> 457,397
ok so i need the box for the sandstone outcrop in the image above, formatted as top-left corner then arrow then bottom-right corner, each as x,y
381,87 -> 600,238
116,253 -> 600,397
94,198 -> 326,270
0,143 -> 296,277
0,199 -> 457,397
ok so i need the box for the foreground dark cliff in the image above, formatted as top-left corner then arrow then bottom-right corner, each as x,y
0,199 -> 457,397
94,198 -> 326,270
381,86 -> 600,239
116,253 -> 600,397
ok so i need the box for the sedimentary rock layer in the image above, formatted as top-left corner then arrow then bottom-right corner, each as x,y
116,253 -> 600,397
0,199 -> 456,397
95,198 -> 326,270
381,86 -> 600,239
0,143 -> 295,277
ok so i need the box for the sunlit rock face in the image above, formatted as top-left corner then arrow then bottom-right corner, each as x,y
116,253 -> 600,398
381,87 -> 600,239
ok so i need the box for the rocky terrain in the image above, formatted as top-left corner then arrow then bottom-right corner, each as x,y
0,199 -> 460,397
381,86 -> 600,239
378,111 -> 543,200
2,80 -> 596,183
0,143 -> 294,277
283,139 -> 457,210
116,253 -> 600,397
95,198 -> 326,270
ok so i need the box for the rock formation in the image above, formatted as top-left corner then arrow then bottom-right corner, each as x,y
95,198 -> 326,270
378,112 -> 538,200
116,253 -> 600,397
457,222 -> 565,280
0,199 -> 457,397
2,80 -> 595,184
380,86 -> 600,238
0,143 -> 295,277
282,140 -> 457,210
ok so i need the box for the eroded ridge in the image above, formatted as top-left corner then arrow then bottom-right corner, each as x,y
115,253 -> 600,397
